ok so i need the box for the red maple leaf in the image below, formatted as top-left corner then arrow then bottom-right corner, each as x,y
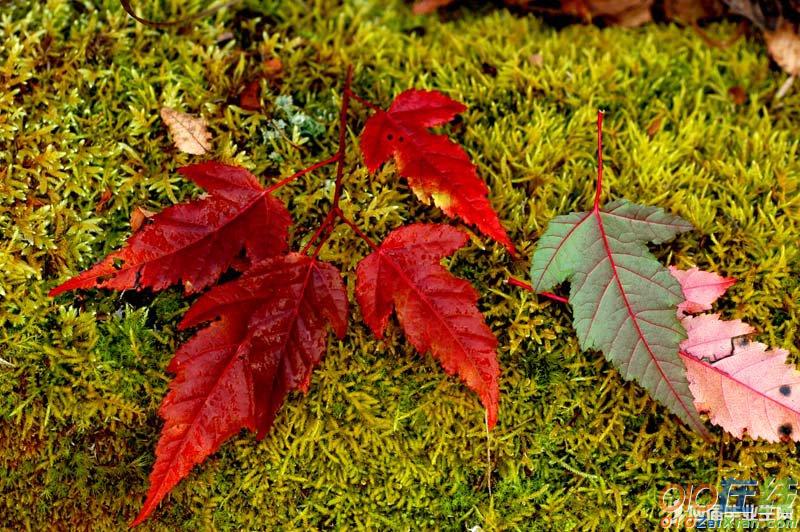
358,89 -> 516,254
131,253 -> 348,526
355,223 -> 500,428
49,162 -> 291,296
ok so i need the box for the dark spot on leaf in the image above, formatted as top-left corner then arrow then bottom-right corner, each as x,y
387,134 -> 393,141
735,337 -> 750,348
780,385 -> 791,396
779,423 -> 792,438
398,136 -> 404,143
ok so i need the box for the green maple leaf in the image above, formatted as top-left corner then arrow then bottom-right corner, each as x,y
529,112 -> 709,438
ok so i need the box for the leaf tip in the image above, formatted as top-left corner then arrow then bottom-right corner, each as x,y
129,502 -> 154,528
47,284 -> 67,297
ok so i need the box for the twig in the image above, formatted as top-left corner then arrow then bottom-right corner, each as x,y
691,20 -> 745,50
301,66 -> 355,256
265,153 -> 341,194
348,90 -> 382,112
506,277 -> 533,291
593,110 -> 605,211
336,209 -> 379,250
775,75 -> 795,101
120,0 -> 241,28
485,411 -> 493,498
331,66 -> 354,209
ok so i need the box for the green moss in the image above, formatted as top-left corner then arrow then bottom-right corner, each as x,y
1,0 -> 799,529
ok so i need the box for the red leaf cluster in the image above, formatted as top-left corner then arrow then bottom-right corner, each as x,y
50,72 -> 510,526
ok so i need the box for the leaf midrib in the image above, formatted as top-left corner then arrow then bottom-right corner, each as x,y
592,208 -> 706,436
94,189 -> 271,285
378,250 -> 488,393
681,351 -> 800,418
140,339 -> 254,521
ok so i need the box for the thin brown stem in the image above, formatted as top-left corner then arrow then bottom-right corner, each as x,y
331,66 -> 354,207
301,209 -> 337,255
265,153 -> 341,194
310,216 -> 338,258
302,66 -> 355,257
691,20 -> 745,50
120,0 -> 240,28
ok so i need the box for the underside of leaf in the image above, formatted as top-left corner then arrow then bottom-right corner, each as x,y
530,199 -> 708,437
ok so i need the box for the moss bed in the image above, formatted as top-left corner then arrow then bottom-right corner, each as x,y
2,0 -> 800,529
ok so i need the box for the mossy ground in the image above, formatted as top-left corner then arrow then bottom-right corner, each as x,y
1,0 -> 799,529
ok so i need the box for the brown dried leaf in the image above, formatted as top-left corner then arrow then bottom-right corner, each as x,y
160,107 -> 212,155
130,206 -> 156,232
413,0 -> 454,14
238,80 -> 262,111
95,188 -> 113,213
263,57 -> 283,79
559,0 -> 654,26
728,85 -> 748,104
646,114 -> 663,138
591,0 -> 654,26
664,0 -> 725,24
766,23 -> 800,75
